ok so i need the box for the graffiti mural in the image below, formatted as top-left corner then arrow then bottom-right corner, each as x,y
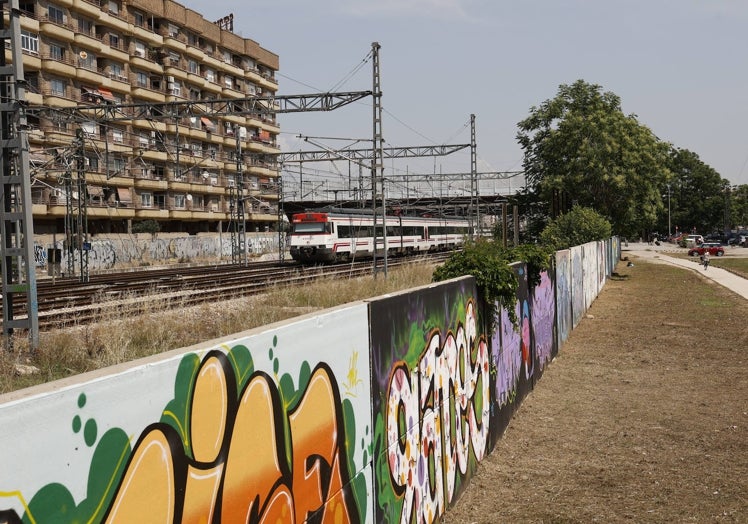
0,305 -> 373,523
2,238 -> 620,523
370,278 -> 490,523
571,246 -> 585,328
555,250 -> 573,348
582,242 -> 599,311
33,244 -> 47,267
531,270 -> 556,370
34,233 -> 279,272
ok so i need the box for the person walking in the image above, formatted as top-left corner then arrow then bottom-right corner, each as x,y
702,250 -> 710,270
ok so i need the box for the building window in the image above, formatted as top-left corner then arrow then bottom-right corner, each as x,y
141,192 -> 152,208
135,71 -> 147,87
224,75 -> 233,89
112,128 -> 124,143
168,23 -> 179,37
133,11 -> 144,27
48,5 -> 64,24
80,121 -> 98,137
222,49 -> 231,63
168,51 -> 180,67
49,42 -> 65,61
110,157 -> 125,174
187,59 -> 198,74
107,0 -> 119,15
109,34 -> 119,49
110,62 -> 124,79
85,154 -> 99,171
174,194 -> 186,208
78,51 -> 95,70
21,30 -> 38,54
78,17 -> 94,35
50,78 -> 65,96
167,80 -> 180,96
134,41 -> 146,58
204,68 -> 215,83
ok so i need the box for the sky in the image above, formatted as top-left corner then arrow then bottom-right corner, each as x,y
183,0 -> 748,199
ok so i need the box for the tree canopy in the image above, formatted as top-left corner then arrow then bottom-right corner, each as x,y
517,80 -> 672,237
539,205 -> 612,250
665,147 -> 730,234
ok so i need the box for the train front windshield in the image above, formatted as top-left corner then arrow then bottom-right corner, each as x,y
292,222 -> 330,234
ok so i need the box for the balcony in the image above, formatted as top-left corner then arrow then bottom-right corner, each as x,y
98,11 -> 129,33
130,85 -> 166,103
134,178 -> 168,191
75,60 -> 104,84
135,207 -> 169,220
72,0 -> 102,19
39,16 -> 74,42
130,54 -> 163,74
41,53 -> 76,77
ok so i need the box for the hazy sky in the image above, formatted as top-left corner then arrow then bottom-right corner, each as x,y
184,0 -> 748,194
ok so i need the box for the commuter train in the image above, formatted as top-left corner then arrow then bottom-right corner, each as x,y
289,210 -> 472,264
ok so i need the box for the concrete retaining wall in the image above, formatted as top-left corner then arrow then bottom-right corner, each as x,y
0,238 -> 619,523
33,232 -> 280,272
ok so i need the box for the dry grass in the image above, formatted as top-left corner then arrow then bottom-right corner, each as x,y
441,257 -> 748,523
0,262 -> 436,394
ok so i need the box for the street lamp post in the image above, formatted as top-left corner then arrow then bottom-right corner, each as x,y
667,183 -> 671,237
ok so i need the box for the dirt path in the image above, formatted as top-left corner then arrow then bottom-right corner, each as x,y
441,257 -> 748,523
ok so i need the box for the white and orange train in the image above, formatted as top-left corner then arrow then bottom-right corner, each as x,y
289,210 -> 472,264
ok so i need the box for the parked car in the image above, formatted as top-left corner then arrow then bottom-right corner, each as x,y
726,232 -> 741,246
688,242 -> 725,257
736,231 -> 748,247
681,234 -> 704,247
705,232 -> 730,244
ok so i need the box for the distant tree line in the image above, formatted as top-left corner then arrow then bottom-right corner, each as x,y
513,79 -> 747,239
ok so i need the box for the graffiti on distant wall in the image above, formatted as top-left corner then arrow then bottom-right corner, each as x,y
34,234 -> 278,271
531,270 -> 556,370
370,280 -> 489,523
582,242 -> 599,310
555,250 -> 573,348
2,340 -> 367,523
571,246 -> 585,328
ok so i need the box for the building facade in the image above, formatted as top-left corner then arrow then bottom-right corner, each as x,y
8,0 -> 280,235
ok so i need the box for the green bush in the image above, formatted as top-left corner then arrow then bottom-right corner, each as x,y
540,205 -> 612,250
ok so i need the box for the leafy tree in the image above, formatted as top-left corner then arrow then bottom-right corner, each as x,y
517,80 -> 671,237
729,184 -> 748,229
131,219 -> 161,237
666,147 -> 729,234
539,205 -> 612,250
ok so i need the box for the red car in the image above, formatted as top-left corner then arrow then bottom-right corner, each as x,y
688,242 -> 724,257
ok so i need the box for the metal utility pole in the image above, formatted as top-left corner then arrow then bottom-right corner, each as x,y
469,113 -> 478,237
74,130 -> 89,281
277,175 -> 285,262
0,0 -> 38,348
370,42 -> 387,277
231,125 -> 246,265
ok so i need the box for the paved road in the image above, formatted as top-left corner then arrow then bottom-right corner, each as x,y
623,242 -> 748,300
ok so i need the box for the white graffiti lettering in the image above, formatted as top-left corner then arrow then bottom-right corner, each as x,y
386,301 -> 489,523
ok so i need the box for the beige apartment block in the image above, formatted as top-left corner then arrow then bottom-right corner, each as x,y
6,0 -> 280,235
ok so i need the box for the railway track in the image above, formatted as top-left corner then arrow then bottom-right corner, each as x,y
3,252 -> 452,330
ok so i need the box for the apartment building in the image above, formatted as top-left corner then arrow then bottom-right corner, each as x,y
7,0 -> 280,235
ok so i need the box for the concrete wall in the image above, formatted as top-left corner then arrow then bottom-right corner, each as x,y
0,238 -> 619,523
33,232 -> 280,272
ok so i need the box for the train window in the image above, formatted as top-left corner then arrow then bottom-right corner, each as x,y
293,222 -> 326,234
338,225 -> 350,238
